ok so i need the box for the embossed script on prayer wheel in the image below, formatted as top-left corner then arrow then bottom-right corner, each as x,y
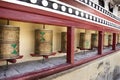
79,33 -> 91,49
0,25 -> 19,59
91,34 -> 98,48
61,32 -> 67,53
35,30 -> 53,55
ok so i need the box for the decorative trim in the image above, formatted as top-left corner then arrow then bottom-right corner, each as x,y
76,0 -> 120,21
1,0 -> 120,30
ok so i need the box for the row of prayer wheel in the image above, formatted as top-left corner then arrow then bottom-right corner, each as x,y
61,32 -> 120,52
104,34 -> 120,46
0,25 -> 53,59
1,25 -> 120,59
104,34 -> 112,46
61,32 -> 94,52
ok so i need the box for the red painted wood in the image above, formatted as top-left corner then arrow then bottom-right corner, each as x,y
112,33 -> 116,50
0,1 -> 120,33
77,47 -> 92,50
7,55 -> 23,63
30,52 -> 56,59
30,52 -> 56,57
0,7 -> 92,28
0,55 -> 23,63
98,31 -> 103,54
0,5 -> 100,31
7,59 -> 17,63
0,55 -> 23,61
74,48 -> 120,67
0,7 -> 120,33
60,0 -> 120,24
0,1 -> 91,25
67,27 -> 74,64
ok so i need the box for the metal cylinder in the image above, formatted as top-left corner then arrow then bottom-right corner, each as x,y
91,34 -> 98,48
61,32 -> 67,53
108,35 -> 112,46
0,25 -> 19,59
103,34 -> 108,47
79,33 -> 91,49
35,29 -> 53,55
117,34 -> 120,44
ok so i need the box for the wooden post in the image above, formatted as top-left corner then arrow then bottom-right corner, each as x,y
112,33 -> 116,50
98,31 -> 103,54
67,27 -> 74,64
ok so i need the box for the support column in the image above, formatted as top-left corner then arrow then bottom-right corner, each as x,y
98,31 -> 103,55
67,27 -> 74,64
112,33 -> 116,50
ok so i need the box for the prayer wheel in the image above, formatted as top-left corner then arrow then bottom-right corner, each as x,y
0,25 -> 19,59
79,33 -> 91,49
103,34 -> 108,47
35,30 -> 53,55
108,35 -> 112,46
61,32 -> 67,52
91,34 -> 98,48
117,34 -> 120,43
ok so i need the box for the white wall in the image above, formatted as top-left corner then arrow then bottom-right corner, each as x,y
90,0 -> 119,16
113,5 -> 118,16
118,11 -> 120,16
43,51 -> 120,80
90,0 -> 99,4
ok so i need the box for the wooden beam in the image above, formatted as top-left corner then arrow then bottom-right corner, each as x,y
0,7 -> 119,33
112,33 -> 116,50
67,27 -> 74,64
0,1 -> 120,33
98,31 -> 103,54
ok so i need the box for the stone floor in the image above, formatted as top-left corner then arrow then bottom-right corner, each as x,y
0,45 -> 120,79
